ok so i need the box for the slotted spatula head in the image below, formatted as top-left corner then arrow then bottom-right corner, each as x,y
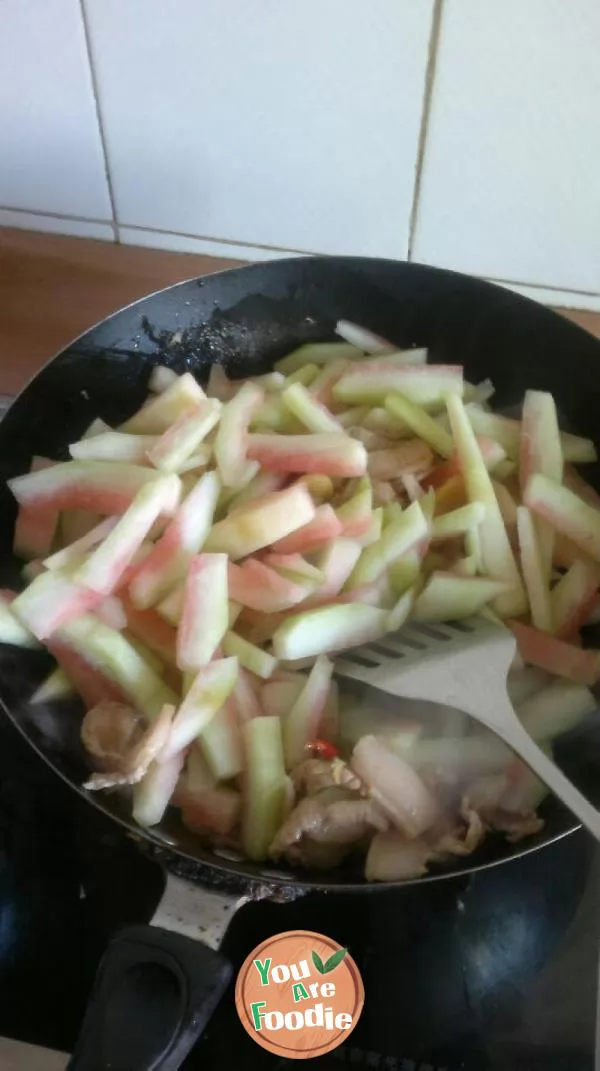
335,614 -> 600,844
334,614 -> 519,736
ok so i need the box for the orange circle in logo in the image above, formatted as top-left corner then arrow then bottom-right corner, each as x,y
235,929 -> 364,1060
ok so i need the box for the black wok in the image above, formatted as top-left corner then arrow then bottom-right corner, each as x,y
1,256 -> 599,1067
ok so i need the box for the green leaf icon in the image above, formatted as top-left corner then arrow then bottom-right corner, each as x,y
311,950 -> 326,974
323,948 -> 348,973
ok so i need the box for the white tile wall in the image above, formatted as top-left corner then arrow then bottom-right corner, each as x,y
83,0 -> 434,259
2,0 -> 600,310
411,0 -> 600,294
0,0 -> 112,221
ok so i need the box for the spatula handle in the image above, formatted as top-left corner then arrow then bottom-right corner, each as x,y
501,713 -> 600,842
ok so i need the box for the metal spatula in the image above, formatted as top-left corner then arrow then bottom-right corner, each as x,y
334,615 -> 600,842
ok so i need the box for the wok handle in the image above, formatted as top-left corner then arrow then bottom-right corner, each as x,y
66,923 -> 232,1071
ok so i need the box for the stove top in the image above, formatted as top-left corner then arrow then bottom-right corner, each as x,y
0,710 -> 598,1070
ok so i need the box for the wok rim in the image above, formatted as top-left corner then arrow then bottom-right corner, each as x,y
2,252 -> 596,894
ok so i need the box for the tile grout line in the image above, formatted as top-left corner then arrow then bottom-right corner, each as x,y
0,205 -> 112,227
485,274 -> 600,299
119,222 -> 319,258
406,0 -> 444,261
1,207 -> 600,302
0,206 -> 316,257
77,0 -> 119,242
